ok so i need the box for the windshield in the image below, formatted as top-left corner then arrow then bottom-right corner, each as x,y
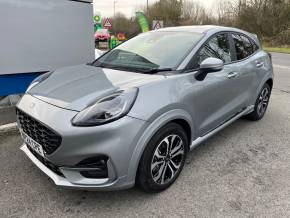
96,29 -> 109,34
93,31 -> 204,73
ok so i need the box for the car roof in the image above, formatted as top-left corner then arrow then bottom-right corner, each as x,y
154,25 -> 260,45
155,25 -> 241,34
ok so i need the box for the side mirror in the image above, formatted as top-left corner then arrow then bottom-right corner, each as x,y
195,57 -> 224,81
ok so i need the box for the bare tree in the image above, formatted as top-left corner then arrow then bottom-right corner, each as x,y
181,0 -> 206,24
110,12 -> 139,39
108,0 -> 290,46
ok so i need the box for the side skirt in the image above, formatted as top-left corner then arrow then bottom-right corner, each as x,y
190,105 -> 254,151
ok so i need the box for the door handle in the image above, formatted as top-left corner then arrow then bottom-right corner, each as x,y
227,72 -> 239,79
256,61 -> 264,68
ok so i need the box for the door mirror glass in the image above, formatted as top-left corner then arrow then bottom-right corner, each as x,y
195,57 -> 224,81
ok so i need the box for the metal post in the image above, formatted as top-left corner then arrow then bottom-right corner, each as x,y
114,0 -> 117,18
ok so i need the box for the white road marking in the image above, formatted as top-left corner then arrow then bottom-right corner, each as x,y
0,122 -> 18,132
273,64 -> 290,70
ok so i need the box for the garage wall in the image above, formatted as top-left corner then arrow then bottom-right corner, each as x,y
0,0 -> 94,75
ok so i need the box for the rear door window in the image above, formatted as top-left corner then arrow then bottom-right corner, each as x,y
231,34 -> 257,60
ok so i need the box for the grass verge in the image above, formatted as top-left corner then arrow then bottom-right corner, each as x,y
263,46 -> 290,54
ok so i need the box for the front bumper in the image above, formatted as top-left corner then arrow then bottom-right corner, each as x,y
20,144 -> 125,190
17,94 -> 148,190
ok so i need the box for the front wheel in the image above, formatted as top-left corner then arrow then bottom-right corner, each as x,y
137,123 -> 188,193
245,83 -> 271,121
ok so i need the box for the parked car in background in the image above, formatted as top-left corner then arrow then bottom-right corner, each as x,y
17,26 -> 273,193
95,28 -> 110,49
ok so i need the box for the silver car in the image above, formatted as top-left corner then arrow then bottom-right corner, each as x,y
17,26 -> 273,192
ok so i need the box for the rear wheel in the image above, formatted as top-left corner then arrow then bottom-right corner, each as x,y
245,83 -> 271,121
137,123 -> 188,193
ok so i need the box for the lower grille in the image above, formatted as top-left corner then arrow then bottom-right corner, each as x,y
27,145 -> 64,177
16,108 -> 62,155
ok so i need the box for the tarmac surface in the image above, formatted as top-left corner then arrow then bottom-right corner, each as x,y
1,53 -> 290,217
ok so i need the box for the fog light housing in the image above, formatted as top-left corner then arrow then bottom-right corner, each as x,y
80,169 -> 108,179
76,156 -> 109,179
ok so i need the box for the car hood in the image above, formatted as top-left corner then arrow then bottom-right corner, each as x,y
28,64 -> 165,111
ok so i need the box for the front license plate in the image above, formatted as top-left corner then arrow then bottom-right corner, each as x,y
20,130 -> 45,157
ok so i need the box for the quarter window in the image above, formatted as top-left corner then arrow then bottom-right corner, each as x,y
232,34 -> 257,60
194,34 -> 232,68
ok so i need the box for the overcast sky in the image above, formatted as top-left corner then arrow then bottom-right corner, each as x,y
93,0 -> 216,17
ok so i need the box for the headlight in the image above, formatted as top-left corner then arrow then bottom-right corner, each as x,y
26,71 -> 53,92
72,88 -> 138,126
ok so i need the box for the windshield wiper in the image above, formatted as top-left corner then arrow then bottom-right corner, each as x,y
144,68 -> 173,74
92,62 -> 173,74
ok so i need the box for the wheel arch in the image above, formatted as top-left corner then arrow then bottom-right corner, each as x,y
126,109 -> 194,183
253,76 -> 273,105
170,119 -> 192,147
265,78 -> 273,90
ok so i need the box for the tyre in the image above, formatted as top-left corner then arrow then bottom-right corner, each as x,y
245,83 -> 271,121
137,123 -> 188,193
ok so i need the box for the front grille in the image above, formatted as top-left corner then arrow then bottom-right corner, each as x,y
27,145 -> 64,177
16,108 -> 62,155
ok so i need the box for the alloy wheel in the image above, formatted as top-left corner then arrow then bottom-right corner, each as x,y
150,134 -> 185,185
257,87 -> 270,117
